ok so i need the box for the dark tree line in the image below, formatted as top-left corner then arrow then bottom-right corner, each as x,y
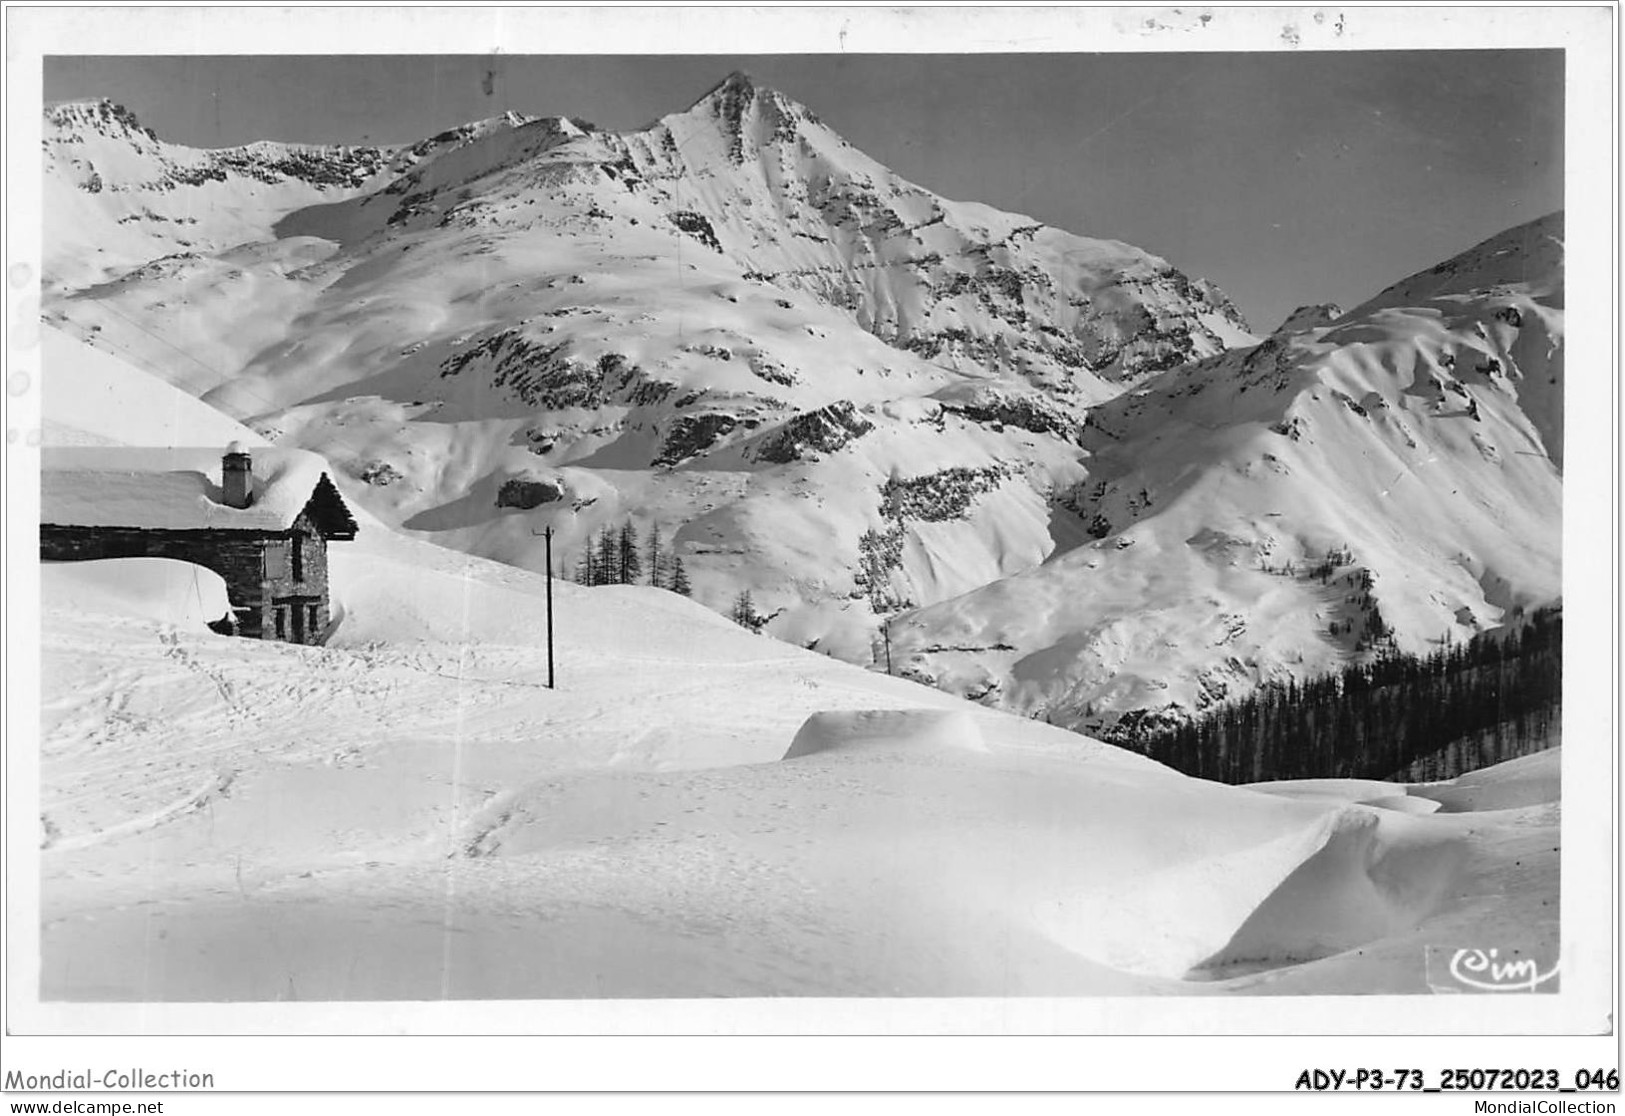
573,520 -> 691,595
1109,605 -> 1561,783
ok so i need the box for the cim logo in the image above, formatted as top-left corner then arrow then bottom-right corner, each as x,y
1427,946 -> 1560,994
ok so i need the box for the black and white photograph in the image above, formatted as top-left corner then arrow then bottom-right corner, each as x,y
2,2 -> 1616,1097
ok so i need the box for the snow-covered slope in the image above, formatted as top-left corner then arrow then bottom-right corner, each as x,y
896,214 -> 1563,734
41,75 -> 1253,663
40,324 -> 270,448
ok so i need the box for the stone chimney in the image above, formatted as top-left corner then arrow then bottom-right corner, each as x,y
222,442 -> 253,508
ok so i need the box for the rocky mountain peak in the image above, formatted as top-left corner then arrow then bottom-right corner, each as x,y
45,98 -> 158,141
682,70 -> 818,158
716,69 -> 760,95
692,69 -> 771,107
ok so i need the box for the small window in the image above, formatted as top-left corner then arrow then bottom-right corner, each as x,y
308,604 -> 320,638
274,607 -> 286,640
291,534 -> 304,582
266,540 -> 290,580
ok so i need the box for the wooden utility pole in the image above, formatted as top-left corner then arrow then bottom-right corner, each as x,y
882,616 -> 892,675
545,525 -> 555,689
533,524 -> 556,689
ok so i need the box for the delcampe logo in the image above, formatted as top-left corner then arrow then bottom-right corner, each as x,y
1426,946 -> 1561,994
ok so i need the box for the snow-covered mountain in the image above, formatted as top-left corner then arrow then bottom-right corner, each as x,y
41,74 -> 1255,666
44,99 -> 386,292
895,214 -> 1563,736
41,98 -> 549,293
40,79 -> 1561,730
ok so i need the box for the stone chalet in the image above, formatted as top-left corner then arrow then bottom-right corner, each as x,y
41,444 -> 358,643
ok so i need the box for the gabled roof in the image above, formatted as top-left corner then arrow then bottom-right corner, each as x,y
41,447 -> 358,538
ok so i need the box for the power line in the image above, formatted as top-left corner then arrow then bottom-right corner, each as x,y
65,296 -> 409,475
74,296 -> 230,392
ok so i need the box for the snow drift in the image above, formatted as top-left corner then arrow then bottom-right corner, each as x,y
783,709 -> 990,759
42,557 -> 231,632
1192,806 -> 1470,977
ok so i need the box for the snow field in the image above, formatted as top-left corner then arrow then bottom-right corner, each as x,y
37,514 -> 1559,998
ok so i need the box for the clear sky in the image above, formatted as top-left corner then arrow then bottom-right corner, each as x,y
44,51 -> 1562,332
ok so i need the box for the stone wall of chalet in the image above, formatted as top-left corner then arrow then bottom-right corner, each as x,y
40,521 -> 334,643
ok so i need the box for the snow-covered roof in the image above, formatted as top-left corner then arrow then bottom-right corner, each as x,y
41,446 -> 357,537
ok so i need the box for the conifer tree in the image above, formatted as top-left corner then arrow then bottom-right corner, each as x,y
646,523 -> 667,589
730,589 -> 760,631
596,526 -> 618,585
669,554 -> 692,596
618,521 -> 642,585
